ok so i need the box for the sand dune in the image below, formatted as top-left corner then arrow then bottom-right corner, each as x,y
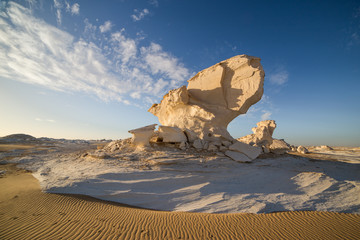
1,163 -> 360,239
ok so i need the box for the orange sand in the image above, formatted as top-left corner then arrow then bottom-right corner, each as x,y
1,164 -> 360,239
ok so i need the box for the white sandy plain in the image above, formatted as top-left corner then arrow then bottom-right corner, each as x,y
3,140 -> 360,214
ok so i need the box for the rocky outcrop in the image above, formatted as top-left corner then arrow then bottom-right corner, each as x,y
128,124 -> 157,147
158,126 -> 187,143
238,120 -> 276,148
149,55 -> 264,141
297,146 -> 309,154
228,141 -> 262,160
269,139 -> 290,154
238,120 -> 290,154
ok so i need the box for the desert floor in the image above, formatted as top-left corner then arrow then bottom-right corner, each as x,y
1,162 -> 360,239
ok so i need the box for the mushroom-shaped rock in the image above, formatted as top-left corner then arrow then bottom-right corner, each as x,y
148,55 -> 264,140
128,124 -> 157,147
158,126 -> 187,143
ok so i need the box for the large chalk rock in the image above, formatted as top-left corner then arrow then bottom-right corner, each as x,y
128,124 -> 157,147
269,139 -> 290,154
228,141 -> 262,160
149,55 -> 264,140
158,126 -> 187,143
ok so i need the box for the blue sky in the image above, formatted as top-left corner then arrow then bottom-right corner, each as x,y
0,0 -> 359,146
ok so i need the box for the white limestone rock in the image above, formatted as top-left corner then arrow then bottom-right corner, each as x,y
238,120 -> 276,147
221,140 -> 232,147
208,143 -> 218,152
219,146 -> 228,152
128,124 -> 157,147
228,141 -> 262,160
149,55 -> 264,141
192,139 -> 203,149
179,141 -> 187,150
317,145 -> 333,151
158,126 -> 187,143
269,139 -> 290,154
184,129 -> 198,143
263,147 -> 270,154
202,141 -> 209,150
297,145 -> 309,154
225,150 -> 252,163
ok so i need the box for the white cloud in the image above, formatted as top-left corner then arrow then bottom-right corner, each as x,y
25,0 -> 37,10
131,8 -> 149,21
99,20 -> 113,33
261,111 -> 272,121
130,92 -> 141,99
0,2 -> 192,106
55,8 -> 62,25
111,30 -> 137,63
36,118 -> 56,123
268,68 -> 288,85
140,43 -> 190,87
71,3 -> 79,15
53,0 -> 62,25
148,0 -> 159,7
65,2 -> 80,15
53,0 -> 61,9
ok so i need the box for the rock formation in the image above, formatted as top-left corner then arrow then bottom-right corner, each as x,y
238,120 -> 290,154
128,124 -> 157,147
239,120 -> 276,148
158,126 -> 187,143
149,55 -> 264,141
297,145 -> 309,154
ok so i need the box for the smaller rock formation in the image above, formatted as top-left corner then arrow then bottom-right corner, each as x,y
238,120 -> 290,154
316,145 -> 333,151
297,146 -> 309,154
228,141 -> 262,160
158,126 -> 187,143
238,120 -> 276,148
269,139 -> 290,155
225,151 -> 252,163
128,124 -> 157,147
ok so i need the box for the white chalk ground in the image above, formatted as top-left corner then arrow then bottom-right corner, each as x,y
2,141 -> 360,214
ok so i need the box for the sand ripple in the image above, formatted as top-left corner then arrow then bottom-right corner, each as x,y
1,165 -> 360,239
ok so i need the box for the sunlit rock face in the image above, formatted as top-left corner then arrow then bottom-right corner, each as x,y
148,55 -> 265,140
239,120 -> 277,147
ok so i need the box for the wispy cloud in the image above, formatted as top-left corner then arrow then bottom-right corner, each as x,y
148,0 -> 159,7
131,8 -> 149,21
54,0 -> 80,25
53,0 -> 62,25
268,67 -> 289,85
99,20 -> 113,33
261,111 -> 272,121
35,118 -> 56,123
0,2 -> 191,105
347,6 -> 360,47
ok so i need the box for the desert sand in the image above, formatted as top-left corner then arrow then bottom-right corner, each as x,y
1,163 -> 360,239
1,142 -> 360,239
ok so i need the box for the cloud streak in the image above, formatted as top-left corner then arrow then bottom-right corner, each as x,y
131,8 -> 149,21
268,67 -> 289,85
0,2 -> 191,105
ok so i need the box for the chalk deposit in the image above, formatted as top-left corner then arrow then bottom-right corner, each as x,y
149,55 -> 264,141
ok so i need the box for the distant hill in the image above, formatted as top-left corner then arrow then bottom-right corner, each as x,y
0,134 -> 37,143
